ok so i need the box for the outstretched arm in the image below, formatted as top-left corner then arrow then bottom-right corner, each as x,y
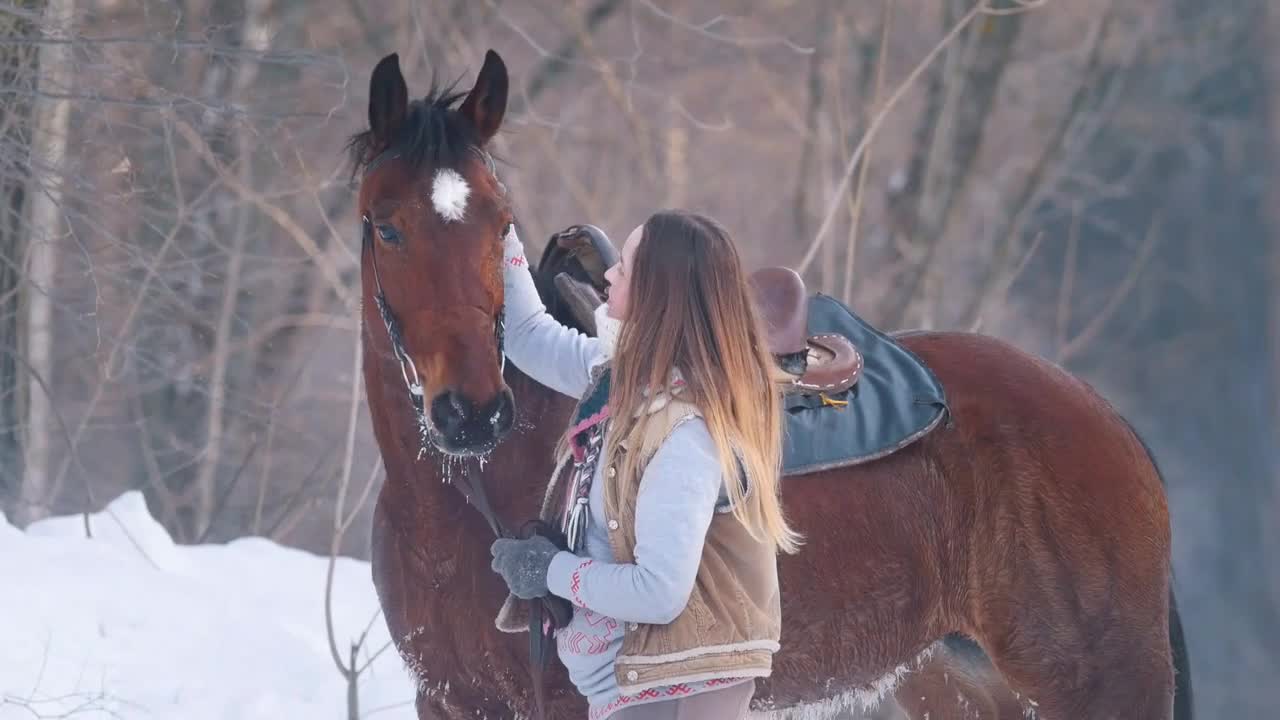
502,227 -> 604,398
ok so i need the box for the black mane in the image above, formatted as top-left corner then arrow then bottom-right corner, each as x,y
346,78 -> 479,177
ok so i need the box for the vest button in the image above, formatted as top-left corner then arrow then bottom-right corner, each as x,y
627,622 -> 638,631
606,466 -> 617,478
626,670 -> 638,682
607,519 -> 619,531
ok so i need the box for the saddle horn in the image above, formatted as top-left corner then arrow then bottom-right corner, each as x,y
548,224 -> 617,337
551,224 -> 618,288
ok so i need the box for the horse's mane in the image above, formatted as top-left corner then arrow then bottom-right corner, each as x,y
346,77 -> 479,176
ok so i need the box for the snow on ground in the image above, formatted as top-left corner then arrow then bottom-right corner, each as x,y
0,491 -> 417,720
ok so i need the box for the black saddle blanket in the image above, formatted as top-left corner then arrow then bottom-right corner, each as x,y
781,294 -> 948,476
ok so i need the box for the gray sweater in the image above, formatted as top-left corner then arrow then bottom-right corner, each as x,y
502,230 -> 727,712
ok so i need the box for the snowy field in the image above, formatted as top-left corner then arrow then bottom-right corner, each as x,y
0,491 -> 417,720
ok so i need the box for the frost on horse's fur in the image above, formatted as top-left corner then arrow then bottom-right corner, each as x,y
754,643 -> 937,719
399,626 -> 433,694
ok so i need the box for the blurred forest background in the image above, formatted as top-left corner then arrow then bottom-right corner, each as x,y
1,0 -> 1277,717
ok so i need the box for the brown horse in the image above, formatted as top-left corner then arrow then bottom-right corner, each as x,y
351,50 -> 1192,720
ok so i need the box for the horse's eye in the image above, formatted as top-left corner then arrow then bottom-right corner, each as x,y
377,224 -> 401,245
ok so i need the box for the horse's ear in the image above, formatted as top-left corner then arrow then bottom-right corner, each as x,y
458,50 -> 508,145
369,53 -> 408,147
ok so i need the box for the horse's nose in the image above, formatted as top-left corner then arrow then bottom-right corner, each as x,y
430,389 -> 472,439
429,387 -> 515,451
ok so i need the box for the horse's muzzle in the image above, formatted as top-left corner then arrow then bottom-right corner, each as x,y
426,386 -> 515,455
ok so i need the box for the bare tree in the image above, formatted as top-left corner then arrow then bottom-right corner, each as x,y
0,3 -> 41,514
323,330 -> 386,720
188,0 -> 273,542
11,0 -> 74,525
885,0 -> 1028,329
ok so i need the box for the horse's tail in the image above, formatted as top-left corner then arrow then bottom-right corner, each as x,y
1170,588 -> 1193,720
1116,414 -> 1192,719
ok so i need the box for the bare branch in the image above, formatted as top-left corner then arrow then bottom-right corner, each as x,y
635,1 -> 815,54
171,117 -> 356,307
1055,206 -> 1081,353
1057,213 -> 1163,364
796,1 -> 988,274
325,306 -> 365,691
492,0 -> 627,111
842,0 -> 893,302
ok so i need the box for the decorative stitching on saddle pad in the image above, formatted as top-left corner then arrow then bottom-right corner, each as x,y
793,333 -> 864,391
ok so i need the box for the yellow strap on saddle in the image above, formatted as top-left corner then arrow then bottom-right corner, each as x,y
819,392 -> 849,408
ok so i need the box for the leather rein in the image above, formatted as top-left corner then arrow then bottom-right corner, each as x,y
360,147 -> 571,719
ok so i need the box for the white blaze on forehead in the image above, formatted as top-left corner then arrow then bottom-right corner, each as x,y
431,168 -> 470,222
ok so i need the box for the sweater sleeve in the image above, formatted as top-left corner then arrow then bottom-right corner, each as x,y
546,417 -> 722,625
502,227 -> 604,399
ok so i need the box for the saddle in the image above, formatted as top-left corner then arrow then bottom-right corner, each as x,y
747,266 -> 949,476
749,267 -> 863,395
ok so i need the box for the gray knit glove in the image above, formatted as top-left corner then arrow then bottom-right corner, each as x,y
490,535 -> 560,599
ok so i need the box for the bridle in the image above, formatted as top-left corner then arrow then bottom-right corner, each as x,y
361,217 -> 509,420
359,145 -> 571,718
360,147 -> 507,421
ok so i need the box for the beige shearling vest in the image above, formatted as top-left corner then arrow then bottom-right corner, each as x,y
496,369 -> 782,695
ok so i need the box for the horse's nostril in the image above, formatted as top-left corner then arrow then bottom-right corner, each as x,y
430,389 -> 512,451
430,390 -> 471,435
491,389 -> 515,435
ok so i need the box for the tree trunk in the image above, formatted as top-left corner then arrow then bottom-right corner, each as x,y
189,0 -> 273,541
16,0 -> 74,524
0,4 -> 43,516
792,0 -> 832,290
884,0 -> 1025,328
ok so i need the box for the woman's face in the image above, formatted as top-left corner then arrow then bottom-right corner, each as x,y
603,224 -> 643,321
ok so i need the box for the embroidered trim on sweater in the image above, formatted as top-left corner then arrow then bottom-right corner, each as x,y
569,559 -> 594,608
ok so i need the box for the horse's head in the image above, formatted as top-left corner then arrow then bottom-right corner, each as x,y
350,50 -> 513,457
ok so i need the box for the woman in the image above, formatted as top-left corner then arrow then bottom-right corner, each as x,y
490,210 -> 800,719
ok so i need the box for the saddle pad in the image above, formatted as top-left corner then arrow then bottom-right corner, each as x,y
781,294 -> 949,476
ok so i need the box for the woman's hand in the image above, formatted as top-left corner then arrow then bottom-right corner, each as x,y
489,535 -> 561,599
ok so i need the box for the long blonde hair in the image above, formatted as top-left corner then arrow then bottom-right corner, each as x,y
596,210 -> 802,554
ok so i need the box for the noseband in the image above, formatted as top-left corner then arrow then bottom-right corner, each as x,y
360,147 -> 508,417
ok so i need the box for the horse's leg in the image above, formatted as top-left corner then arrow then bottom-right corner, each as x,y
967,462 -> 1176,719
902,335 -> 1178,718
978,618 -> 1173,719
